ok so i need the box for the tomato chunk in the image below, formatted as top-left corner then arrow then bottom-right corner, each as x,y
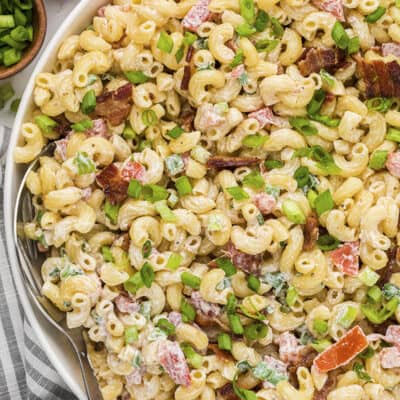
121,161 -> 145,183
330,241 -> 359,276
314,326 -> 368,373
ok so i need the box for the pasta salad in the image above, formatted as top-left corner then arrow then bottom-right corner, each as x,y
14,0 -> 400,399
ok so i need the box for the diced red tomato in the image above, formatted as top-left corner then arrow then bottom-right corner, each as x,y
182,0 -> 211,32
314,326 -> 369,373
386,152 -> 400,178
158,340 -> 191,386
248,108 -> 282,128
313,0 -> 344,21
253,193 -> 277,215
382,43 -> 400,58
121,161 -> 146,183
330,241 -> 360,276
380,346 -> 400,369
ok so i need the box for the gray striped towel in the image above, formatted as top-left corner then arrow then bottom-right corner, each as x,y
0,138 -> 77,399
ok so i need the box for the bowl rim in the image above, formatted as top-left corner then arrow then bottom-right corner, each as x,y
3,0 -> 108,398
0,0 -> 47,80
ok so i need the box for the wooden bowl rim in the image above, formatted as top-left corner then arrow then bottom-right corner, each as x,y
0,0 -> 47,80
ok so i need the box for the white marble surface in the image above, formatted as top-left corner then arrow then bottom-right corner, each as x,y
0,0 -> 80,128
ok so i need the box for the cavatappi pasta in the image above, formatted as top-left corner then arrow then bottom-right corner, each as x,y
15,0 -> 400,399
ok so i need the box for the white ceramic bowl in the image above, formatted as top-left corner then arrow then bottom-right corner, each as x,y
4,1 -> 108,398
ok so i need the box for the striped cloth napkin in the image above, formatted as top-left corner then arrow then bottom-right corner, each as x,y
0,1 -> 81,398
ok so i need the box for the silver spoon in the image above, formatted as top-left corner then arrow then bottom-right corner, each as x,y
13,143 -> 103,400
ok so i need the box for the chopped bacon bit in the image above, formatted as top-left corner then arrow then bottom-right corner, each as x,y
54,138 -> 68,162
179,104 -> 196,131
277,332 -> 304,364
380,346 -> 400,369
190,291 -> 221,327
218,383 -> 240,400
86,119 -> 110,138
298,47 -> 346,76
96,163 -> 129,204
248,107 -> 283,128
206,156 -> 260,169
314,326 -> 369,373
312,0 -> 345,21
97,6 -> 106,17
54,115 -> 72,137
181,65 -> 192,91
382,43 -> 400,58
378,247 -> 400,287
224,241 -> 263,275
386,152 -> 400,178
226,39 -> 239,53
195,103 -> 225,132
120,161 -> 146,183
330,241 -> 360,276
168,312 -> 182,327
95,83 -> 132,126
208,344 -> 234,362
119,233 -> 130,252
253,193 -> 277,215
158,340 -> 191,386
303,213 -> 319,251
37,243 -> 48,253
313,370 -> 339,400
186,45 -> 195,63
231,64 -> 245,79
115,295 -> 140,314
182,0 -> 211,32
357,59 -> 400,98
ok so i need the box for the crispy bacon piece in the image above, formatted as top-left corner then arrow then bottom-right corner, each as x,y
218,384 -> 240,400
386,152 -> 400,178
380,346 -> 400,369
54,115 -> 72,137
357,59 -> 400,98
382,43 -> 400,58
287,347 -> 318,388
190,291 -> 222,327
224,241 -> 263,275
179,104 -> 196,131
312,0 -> 345,21
206,156 -> 260,169
298,47 -> 346,76
303,213 -> 319,251
313,370 -> 339,400
96,163 -> 128,204
277,332 -> 304,364
314,326 -> 368,373
115,295 -> 140,314
182,0 -> 211,32
181,65 -> 192,91
208,344 -> 234,362
330,241 -> 360,276
121,161 -> 146,183
158,340 -> 191,386
248,107 -> 284,128
95,83 -> 132,126
378,247 -> 400,286
186,45 -> 195,63
86,119 -> 110,138
253,193 -> 277,215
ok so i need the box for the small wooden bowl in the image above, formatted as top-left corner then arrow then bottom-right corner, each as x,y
0,0 -> 47,80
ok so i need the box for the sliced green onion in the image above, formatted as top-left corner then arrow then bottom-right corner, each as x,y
175,176 -> 192,196
366,97 -> 392,112
367,286 -> 382,303
124,326 -> 139,344
217,333 -> 232,351
183,31 -> 198,46
74,152 -> 95,175
270,17 -> 284,38
10,25 -> 29,41
247,274 -> 260,292
10,98 -> 20,113
337,305 -> 358,328
361,297 -> 399,324
243,322 -> 267,340
123,125 -> 136,140
14,0 -> 33,10
255,10 -> 269,32
156,318 -> 176,336
311,339 -> 332,352
386,127 -> 400,142
294,166 -> 311,189
230,49 -> 244,68
239,0 -> 256,24
353,362 -> 371,381
317,234 -> 340,251
181,343 -> 203,368
34,115 -> 57,136
142,109 -> 158,127
320,69 -> 335,87
140,262 -> 155,288
228,313 -> 244,334
264,159 -> 284,169
243,171 -> 265,189
181,298 -> 196,322
166,253 -> 183,270
307,89 -> 326,116
181,272 -> 201,289
382,283 -> 400,300
216,257 -> 237,277
226,293 -> 238,314
255,39 -> 279,52
265,184 -> 280,198
365,6 -> 386,22
347,36 -> 360,54
358,267 -> 380,287
157,31 -> 174,53
289,117 -> 317,136
0,15 -> 15,28
359,346 -> 375,359
71,119 -> 93,132
14,8 -> 27,26
142,240 -> 152,258
307,189 -> 318,208
155,200 -> 177,222
124,272 -> 144,294
235,23 -> 257,37
128,179 -> 142,199
124,70 -> 149,84
142,184 -> 168,202
242,134 -> 268,148
314,190 -> 334,216
80,90 -> 96,115
282,200 -> 306,224
167,125 -> 184,139
313,318 -> 328,334
226,186 -> 249,200
309,113 -> 340,127
331,21 -> 349,50
286,286 -> 298,307
175,44 -> 185,63
101,246 -> 114,262
368,150 -> 388,170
